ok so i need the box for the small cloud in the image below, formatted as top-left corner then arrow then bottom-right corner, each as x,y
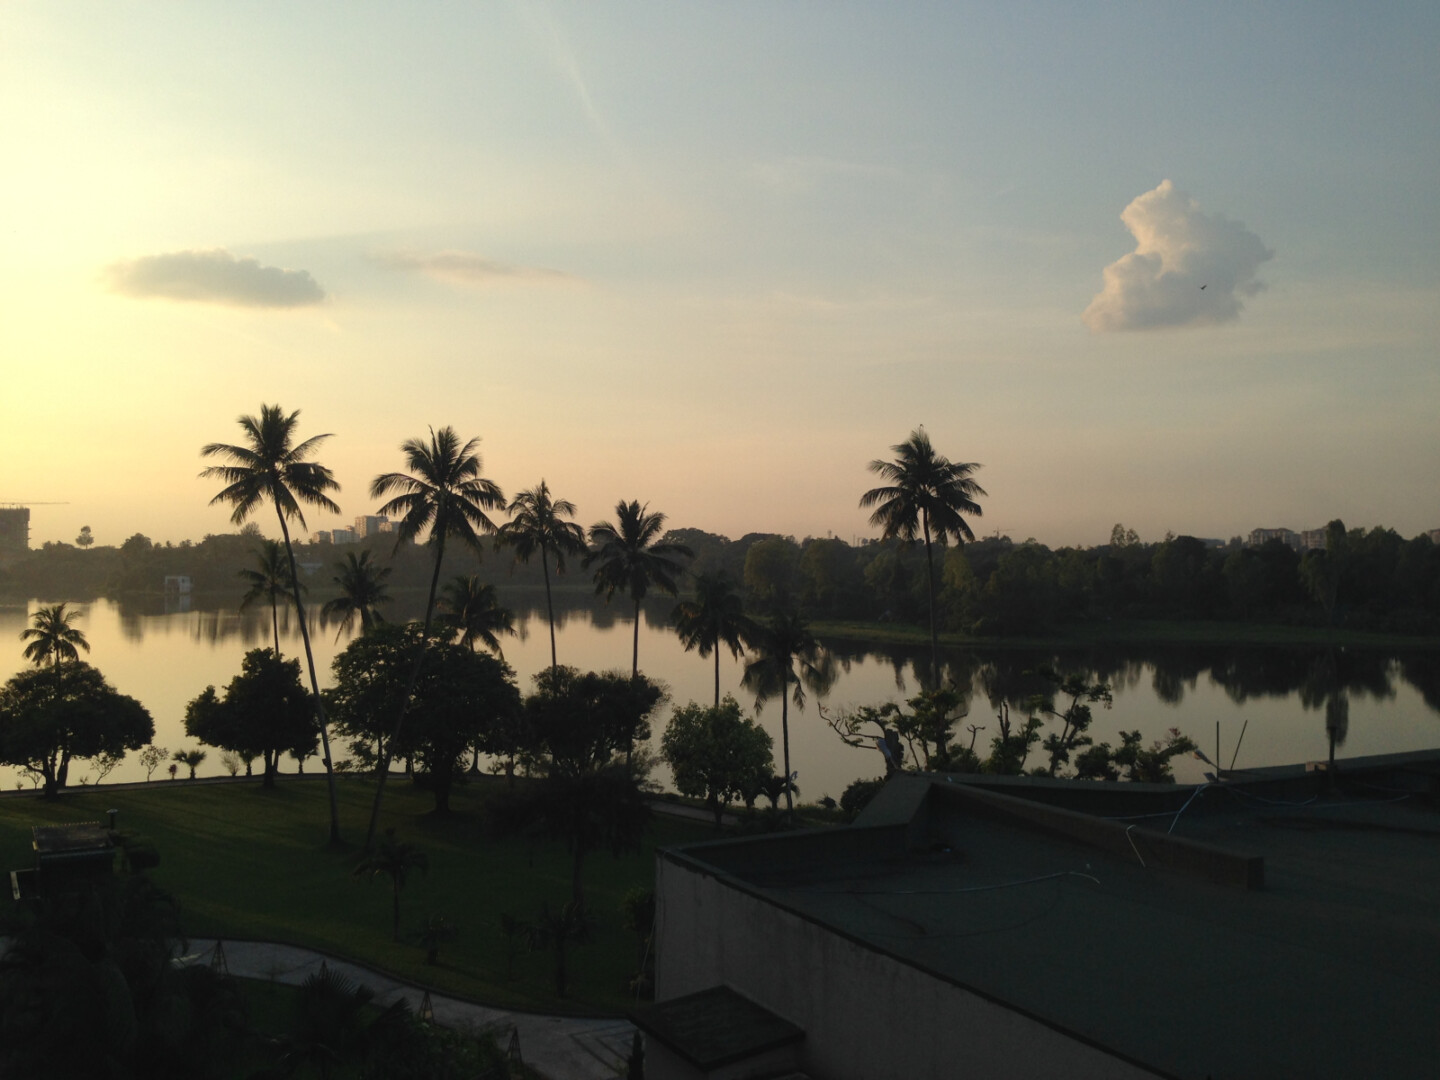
369,249 -> 579,287
104,249 -> 326,307
1083,180 -> 1272,332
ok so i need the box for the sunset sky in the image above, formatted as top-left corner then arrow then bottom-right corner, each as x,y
3,3 -> 1437,552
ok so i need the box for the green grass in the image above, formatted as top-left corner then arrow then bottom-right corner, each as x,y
810,617 -> 1440,650
0,776 -> 711,1015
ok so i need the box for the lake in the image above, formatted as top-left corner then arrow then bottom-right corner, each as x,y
3,592 -> 1438,798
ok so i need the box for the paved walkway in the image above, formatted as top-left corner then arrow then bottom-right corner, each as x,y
178,939 -> 635,1080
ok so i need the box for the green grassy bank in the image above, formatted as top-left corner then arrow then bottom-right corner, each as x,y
0,776 -> 710,1015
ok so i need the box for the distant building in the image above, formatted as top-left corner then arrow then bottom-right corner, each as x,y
354,515 -> 391,539
163,575 -> 192,595
331,528 -> 358,545
1247,527 -> 1300,550
313,530 -> 332,544
1300,528 -> 1328,551
0,505 -> 30,561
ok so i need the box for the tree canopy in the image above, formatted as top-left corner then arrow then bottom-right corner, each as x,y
184,648 -> 317,787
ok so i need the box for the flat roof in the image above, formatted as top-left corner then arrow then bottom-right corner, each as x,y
631,985 -> 805,1071
662,756 -> 1440,1080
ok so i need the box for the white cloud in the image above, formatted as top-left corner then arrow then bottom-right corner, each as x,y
104,249 -> 326,307
1083,180 -> 1272,332
370,249 -> 579,287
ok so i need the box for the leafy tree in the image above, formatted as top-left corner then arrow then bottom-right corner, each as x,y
1026,668 -> 1114,777
983,700 -> 1043,776
184,648 -> 317,787
671,572 -> 757,706
75,525 -> 94,549
321,548 -> 392,641
524,666 -> 665,778
201,403 -> 344,844
139,743 -> 168,781
742,536 -> 801,612
438,574 -> 514,657
497,479 -> 587,668
237,538 -> 300,655
860,427 -> 986,683
366,426 -> 505,848
586,500 -> 692,678
825,687 -> 974,774
19,602 -> 90,667
1078,728 -> 1198,783
353,829 -> 428,942
0,662 -> 153,795
740,610 -> 836,815
662,697 -> 775,827
329,624 -> 522,813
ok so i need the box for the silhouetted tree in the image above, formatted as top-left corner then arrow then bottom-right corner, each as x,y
672,572 -> 757,706
498,480 -> 587,668
586,500 -> 692,678
238,538 -> 300,655
20,602 -> 90,667
321,548 -> 392,641
201,404 -> 344,844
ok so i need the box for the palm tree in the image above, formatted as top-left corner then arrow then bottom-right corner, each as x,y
741,610 -> 837,816
321,550 -> 392,641
238,539 -> 300,654
672,572 -> 757,706
438,575 -> 515,656
200,404 -> 344,846
351,829 -> 428,942
585,500 -> 692,678
365,426 -> 505,849
20,603 -> 90,666
860,427 -> 986,685
497,480 -> 586,669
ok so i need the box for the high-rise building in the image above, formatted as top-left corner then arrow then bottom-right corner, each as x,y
354,515 -> 390,539
0,506 -> 30,561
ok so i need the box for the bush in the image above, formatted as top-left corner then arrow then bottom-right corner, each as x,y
840,776 -> 886,821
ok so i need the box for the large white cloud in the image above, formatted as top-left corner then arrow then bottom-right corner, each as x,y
369,249 -> 578,286
104,249 -> 325,307
1083,180 -> 1272,332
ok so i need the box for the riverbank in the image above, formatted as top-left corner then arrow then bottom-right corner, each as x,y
809,617 -> 1440,651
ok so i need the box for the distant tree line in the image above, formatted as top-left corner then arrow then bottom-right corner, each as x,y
6,516 -> 1439,637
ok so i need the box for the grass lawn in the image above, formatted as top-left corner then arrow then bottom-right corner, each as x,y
0,774 -> 711,1015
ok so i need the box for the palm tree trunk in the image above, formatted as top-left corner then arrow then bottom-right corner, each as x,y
275,507 -> 342,847
923,510 -> 938,689
714,649 -> 721,708
781,690 -> 794,817
631,597 -> 641,679
541,543 -> 557,669
269,594 -> 280,655
365,535 -> 446,851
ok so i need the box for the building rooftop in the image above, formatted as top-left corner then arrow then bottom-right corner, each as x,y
661,751 -> 1440,1079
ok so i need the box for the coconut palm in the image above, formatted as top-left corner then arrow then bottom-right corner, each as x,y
741,610 -> 837,816
585,500 -> 692,678
200,404 -> 344,845
860,428 -> 986,685
438,575 -> 515,657
497,480 -> 586,669
365,426 -> 505,849
672,572 -> 757,706
321,550 -> 392,642
238,539 -> 301,654
20,603 -> 90,667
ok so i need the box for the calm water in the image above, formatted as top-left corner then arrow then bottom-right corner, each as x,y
3,594 -> 1438,798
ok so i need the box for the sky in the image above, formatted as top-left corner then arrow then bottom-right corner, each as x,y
2,2 -> 1437,552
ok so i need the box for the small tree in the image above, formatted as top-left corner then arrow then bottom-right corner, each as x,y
1026,668 -> 1113,777
353,829 -> 428,942
76,526 -> 95,549
139,744 -> 168,782
661,697 -> 774,828
173,748 -> 207,779
185,650 -> 317,789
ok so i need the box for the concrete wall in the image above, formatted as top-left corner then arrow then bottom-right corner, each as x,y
656,856 -> 1162,1080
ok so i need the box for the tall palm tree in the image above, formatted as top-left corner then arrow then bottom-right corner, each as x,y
365,426 -> 505,849
741,610 -> 837,816
20,603 -> 90,667
497,480 -> 586,669
585,500 -> 692,678
321,549 -> 393,641
200,404 -> 344,846
238,538 -> 301,654
672,572 -> 757,706
860,427 -> 986,685
438,574 -> 515,656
